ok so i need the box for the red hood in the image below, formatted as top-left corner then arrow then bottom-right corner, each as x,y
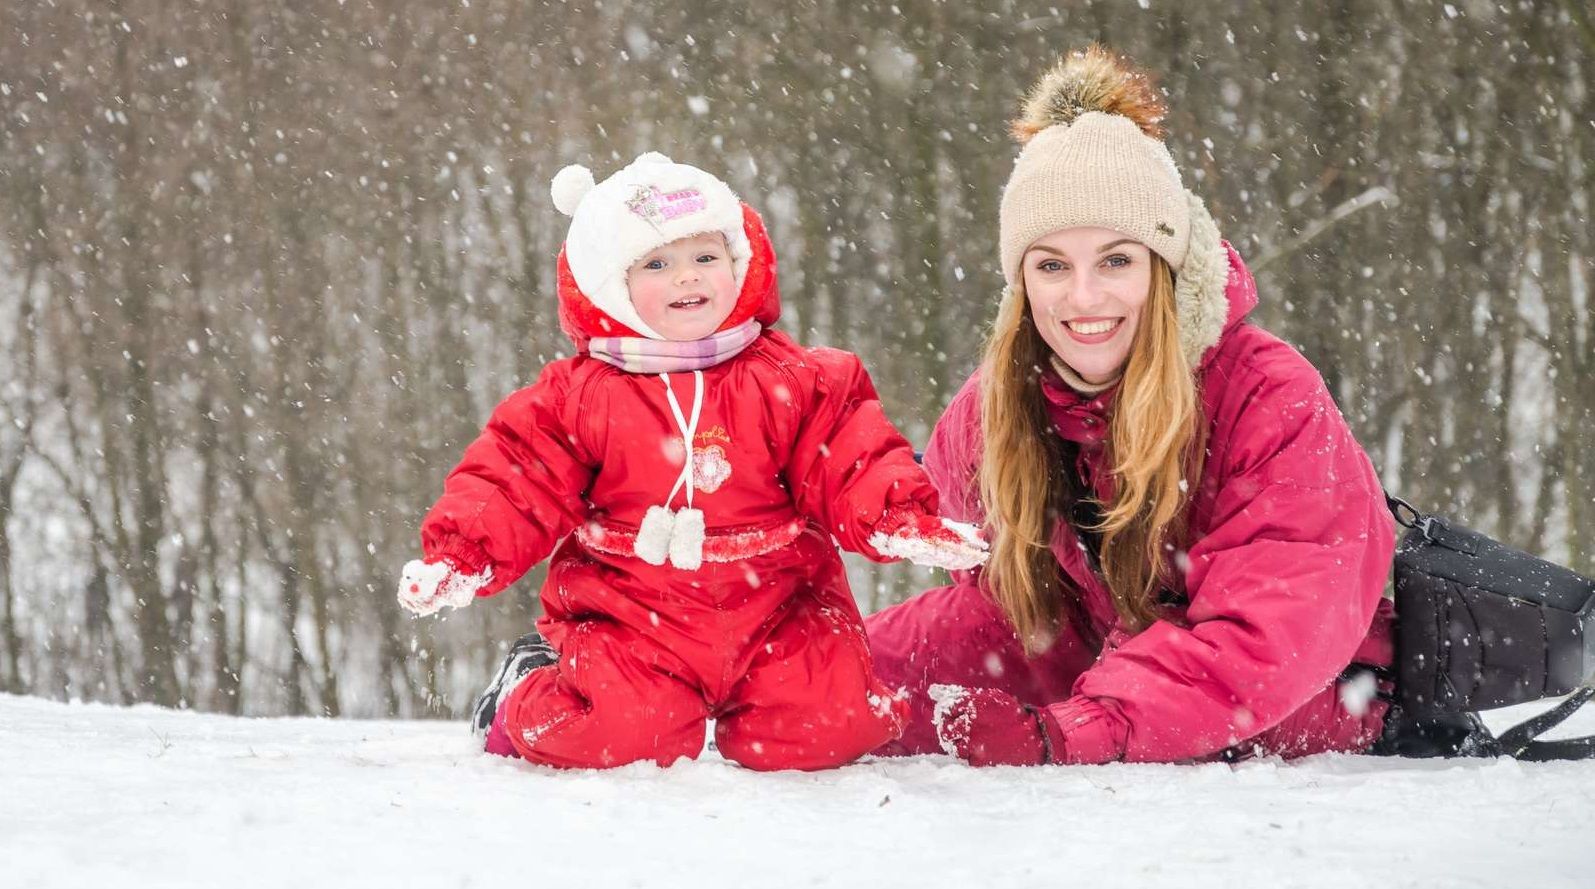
1211,241 -> 1259,356
556,203 -> 781,352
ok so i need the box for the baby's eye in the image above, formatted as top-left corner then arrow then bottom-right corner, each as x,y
696,253 -> 722,264
642,258 -> 666,271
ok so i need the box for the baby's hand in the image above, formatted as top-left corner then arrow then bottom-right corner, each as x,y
868,510 -> 989,571
397,557 -> 493,616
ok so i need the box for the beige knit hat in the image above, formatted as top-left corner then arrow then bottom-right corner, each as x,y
999,47 -> 1231,368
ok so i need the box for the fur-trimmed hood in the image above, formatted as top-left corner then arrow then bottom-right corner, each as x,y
1203,240 -> 1260,365
1172,195 -> 1245,370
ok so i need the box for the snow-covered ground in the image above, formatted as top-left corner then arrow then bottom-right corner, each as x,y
2,693 -> 1589,889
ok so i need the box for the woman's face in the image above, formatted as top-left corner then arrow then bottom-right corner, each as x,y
1021,226 -> 1153,385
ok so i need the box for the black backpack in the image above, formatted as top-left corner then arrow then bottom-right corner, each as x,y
1381,496 -> 1595,760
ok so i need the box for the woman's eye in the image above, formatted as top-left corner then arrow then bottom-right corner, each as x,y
1103,254 -> 1131,269
1037,259 -> 1065,273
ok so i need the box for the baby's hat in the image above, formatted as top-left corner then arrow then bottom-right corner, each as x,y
551,152 -> 751,340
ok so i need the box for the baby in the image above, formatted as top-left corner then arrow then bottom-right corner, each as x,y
397,153 -> 985,771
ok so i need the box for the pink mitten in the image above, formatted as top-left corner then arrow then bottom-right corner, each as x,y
397,556 -> 492,617
930,685 -> 1057,767
868,509 -> 989,570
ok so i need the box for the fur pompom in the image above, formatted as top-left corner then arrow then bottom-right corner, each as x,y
550,164 -> 596,216
667,507 -> 705,571
635,505 -> 675,566
1011,45 -> 1167,144
632,151 -> 674,167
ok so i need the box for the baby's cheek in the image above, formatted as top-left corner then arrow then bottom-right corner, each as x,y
628,282 -> 665,324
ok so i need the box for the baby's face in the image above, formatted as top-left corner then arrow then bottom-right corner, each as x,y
626,232 -> 738,341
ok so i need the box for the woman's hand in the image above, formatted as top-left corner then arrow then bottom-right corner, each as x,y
930,684 -> 1055,766
868,510 -> 989,570
397,556 -> 493,616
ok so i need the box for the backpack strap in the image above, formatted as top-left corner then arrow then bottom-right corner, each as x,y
1493,684 -> 1595,761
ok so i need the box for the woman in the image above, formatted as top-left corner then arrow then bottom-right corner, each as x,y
863,46 -> 1397,766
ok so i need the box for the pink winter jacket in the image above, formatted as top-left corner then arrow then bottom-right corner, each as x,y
914,245 -> 1396,763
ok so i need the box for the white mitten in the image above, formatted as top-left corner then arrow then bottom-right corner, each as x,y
397,557 -> 493,617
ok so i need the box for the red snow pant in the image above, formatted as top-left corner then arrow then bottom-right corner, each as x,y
500,530 -> 906,771
864,581 -> 1395,762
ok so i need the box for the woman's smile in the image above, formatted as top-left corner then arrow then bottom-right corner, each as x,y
1063,316 -> 1125,343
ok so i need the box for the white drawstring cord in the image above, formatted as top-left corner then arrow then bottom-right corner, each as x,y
634,370 -> 707,570
661,370 -> 704,510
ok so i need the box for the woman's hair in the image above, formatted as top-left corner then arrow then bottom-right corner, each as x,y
977,279 -> 1071,653
978,254 -> 1204,652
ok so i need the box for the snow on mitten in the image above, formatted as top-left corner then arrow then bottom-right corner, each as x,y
868,509 -> 989,570
397,556 -> 493,617
929,684 -> 1052,767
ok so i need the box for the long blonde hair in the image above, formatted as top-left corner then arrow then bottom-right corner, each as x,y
977,254 -> 1204,652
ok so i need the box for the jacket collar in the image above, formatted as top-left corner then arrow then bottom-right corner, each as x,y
1041,368 -> 1115,447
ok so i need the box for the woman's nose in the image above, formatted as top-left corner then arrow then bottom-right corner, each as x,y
1067,272 -> 1106,310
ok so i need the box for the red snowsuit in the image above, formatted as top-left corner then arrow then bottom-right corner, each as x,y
866,244 -> 1398,764
421,206 -> 920,770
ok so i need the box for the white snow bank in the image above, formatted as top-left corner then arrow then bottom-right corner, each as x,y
1,693 -> 1590,889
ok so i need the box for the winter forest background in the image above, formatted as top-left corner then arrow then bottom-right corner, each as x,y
0,0 -> 1590,720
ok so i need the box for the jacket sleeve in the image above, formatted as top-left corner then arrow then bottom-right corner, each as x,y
419,361 -> 594,597
785,347 -> 939,558
1042,360 -> 1396,764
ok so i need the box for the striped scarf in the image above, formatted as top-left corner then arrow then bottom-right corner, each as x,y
588,320 -> 762,374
